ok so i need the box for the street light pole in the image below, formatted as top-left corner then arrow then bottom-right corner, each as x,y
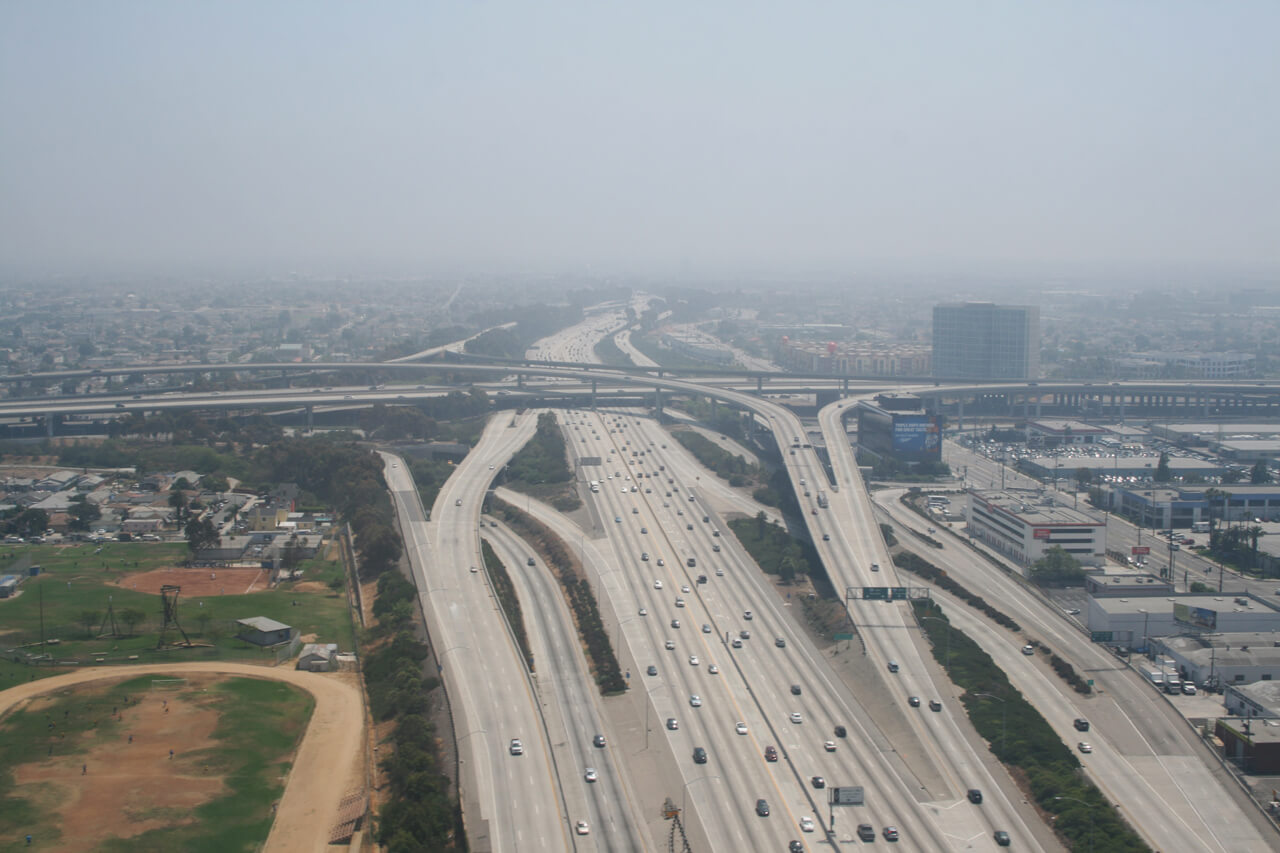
1054,795 -> 1096,852
973,692 -> 1007,755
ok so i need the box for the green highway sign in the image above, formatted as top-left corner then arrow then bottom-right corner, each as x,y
833,632 -> 854,641
890,587 -> 908,600
1090,631 -> 1113,643
863,587 -> 888,600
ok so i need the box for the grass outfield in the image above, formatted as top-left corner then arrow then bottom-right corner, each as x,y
0,673 -> 314,852
0,540 -> 353,671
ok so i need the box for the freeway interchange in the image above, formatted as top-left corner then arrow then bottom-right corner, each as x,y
16,352 -> 1280,851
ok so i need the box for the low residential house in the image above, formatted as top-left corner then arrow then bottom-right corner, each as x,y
236,617 -> 293,647
296,643 -> 338,672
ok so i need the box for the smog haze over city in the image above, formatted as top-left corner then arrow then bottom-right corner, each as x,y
2,2 -> 1277,287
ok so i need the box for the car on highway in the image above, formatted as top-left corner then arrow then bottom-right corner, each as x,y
994,830 -> 1011,846
1074,718 -> 1090,731
615,516 -> 621,523
701,623 -> 711,633
708,664 -> 719,674
834,725 -> 847,738
455,499 -> 463,507
681,584 -> 690,593
883,826 -> 899,841
822,533 -> 830,541
593,734 -> 607,748
687,523 -> 694,530
823,740 -> 836,752
689,694 -> 702,707
929,700 -> 942,712
791,684 -> 802,695
740,629 -> 751,639
1022,644 -> 1035,655
527,557 -> 535,566
789,842 -> 802,853
469,566 -> 478,574
675,598 -> 685,608
671,619 -> 681,629
666,718 -> 679,731
584,768 -> 598,782
693,746 -> 707,764
908,695 -> 920,707
755,799 -> 770,817
653,579 -> 663,589
743,610 -> 753,620
640,527 -> 648,534
1078,741 -> 1093,753
657,558 -> 665,566
871,562 -> 880,571
775,637 -> 787,648
764,745 -> 777,761
800,816 -> 815,832
736,722 -> 748,735
857,824 -> 876,841
967,788 -> 983,804
665,640 -> 675,650
646,665 -> 658,676
790,712 -> 802,724
689,655 -> 699,666
509,739 -> 523,755
810,776 -> 825,789
731,638 -> 743,648
575,820 -> 590,835
887,660 -> 899,673
712,543 -> 721,551
641,552 -> 649,561
715,568 -> 724,576
638,608 -> 648,616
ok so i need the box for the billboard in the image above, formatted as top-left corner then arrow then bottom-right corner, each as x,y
891,415 -> 941,460
1033,528 -> 1052,540
1131,546 -> 1150,555
1174,603 -> 1218,630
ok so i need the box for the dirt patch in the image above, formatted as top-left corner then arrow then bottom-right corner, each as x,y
111,566 -> 270,597
290,580 -> 330,593
12,675 -> 227,848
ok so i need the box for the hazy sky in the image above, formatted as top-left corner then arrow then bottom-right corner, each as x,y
2,2 -> 1277,281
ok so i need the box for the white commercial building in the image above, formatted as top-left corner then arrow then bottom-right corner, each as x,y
967,488 -> 1106,569
1087,594 -> 1280,650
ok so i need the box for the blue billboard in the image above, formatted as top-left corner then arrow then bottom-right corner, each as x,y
892,416 -> 941,461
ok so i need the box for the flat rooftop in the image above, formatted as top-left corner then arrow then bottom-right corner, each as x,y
971,489 -> 1102,526
1096,595 -> 1280,615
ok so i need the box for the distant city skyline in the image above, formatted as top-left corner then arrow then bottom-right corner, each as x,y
2,2 -> 1277,282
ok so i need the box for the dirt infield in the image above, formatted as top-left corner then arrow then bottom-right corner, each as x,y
12,674 -> 230,848
111,566 -> 271,596
0,663 -> 365,853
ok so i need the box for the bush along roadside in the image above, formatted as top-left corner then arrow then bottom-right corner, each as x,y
892,550 -> 1022,633
481,539 -> 534,672
912,601 -> 1149,853
490,496 -> 627,694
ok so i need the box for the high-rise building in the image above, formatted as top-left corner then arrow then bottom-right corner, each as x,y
932,302 -> 1039,380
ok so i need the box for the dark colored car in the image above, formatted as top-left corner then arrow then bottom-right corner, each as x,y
764,745 -> 778,762
755,798 -> 770,817
857,824 -> 876,841
834,725 -> 847,738
811,775 -> 825,789
967,788 -> 983,804
1074,718 -> 1090,731
593,734 -> 606,748
994,830 -> 1011,846
692,747 -> 707,764
791,684 -> 802,695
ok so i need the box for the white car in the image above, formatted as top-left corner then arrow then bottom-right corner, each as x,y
681,584 -> 691,593
584,768 -> 598,782
790,712 -> 803,724
800,816 -> 815,833
689,655 -> 699,666
657,558 -> 665,566
654,580 -> 663,589
638,608 -> 647,616
708,664 -> 719,674
575,820 -> 590,836
735,721 -> 748,735
689,694 -> 702,707
675,597 -> 685,608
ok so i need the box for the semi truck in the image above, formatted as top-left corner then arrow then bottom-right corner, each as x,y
816,492 -> 829,509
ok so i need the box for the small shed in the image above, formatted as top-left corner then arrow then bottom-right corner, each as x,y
0,574 -> 18,598
297,643 -> 338,672
236,616 -> 293,647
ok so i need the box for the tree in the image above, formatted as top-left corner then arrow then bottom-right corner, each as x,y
120,608 -> 145,636
1074,467 -> 1093,489
1154,452 -> 1172,483
79,610 -> 101,638
1029,547 -> 1086,586
169,489 -> 188,523
184,516 -> 219,553
778,555 -> 797,585
1251,460 -> 1271,484
1247,525 -> 1265,568
68,497 -> 102,532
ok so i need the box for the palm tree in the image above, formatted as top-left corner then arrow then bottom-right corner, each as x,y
1247,525 -> 1264,569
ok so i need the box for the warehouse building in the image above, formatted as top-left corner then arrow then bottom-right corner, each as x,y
1086,595 -> 1280,649
1155,633 -> 1280,690
967,488 -> 1106,568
